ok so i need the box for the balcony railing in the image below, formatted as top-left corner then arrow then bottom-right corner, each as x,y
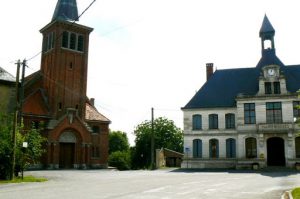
257,123 -> 293,132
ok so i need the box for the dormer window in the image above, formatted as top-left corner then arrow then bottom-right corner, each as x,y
265,82 -> 272,94
273,82 -> 281,94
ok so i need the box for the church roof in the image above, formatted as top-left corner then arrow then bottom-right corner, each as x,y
259,15 -> 275,37
85,103 -> 111,123
183,54 -> 300,109
0,67 -> 15,82
52,0 -> 79,22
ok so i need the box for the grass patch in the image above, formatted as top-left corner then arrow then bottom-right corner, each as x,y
292,187 -> 300,199
0,175 -> 47,184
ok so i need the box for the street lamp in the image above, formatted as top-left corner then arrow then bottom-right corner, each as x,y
21,142 -> 28,180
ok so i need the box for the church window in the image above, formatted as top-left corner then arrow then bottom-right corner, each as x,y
192,114 -> 202,130
43,32 -> 55,52
226,138 -> 236,158
77,35 -> 84,52
62,31 -> 69,48
92,126 -> 100,134
225,113 -> 235,129
245,137 -> 257,158
193,139 -> 202,158
295,137 -> 300,158
266,102 -> 282,124
209,139 -> 219,158
265,82 -> 272,94
273,82 -> 281,94
209,114 -> 218,129
293,101 -> 300,118
58,102 -> 62,111
244,103 -> 256,124
69,62 -> 73,69
70,33 -> 76,50
61,31 -> 84,52
91,146 -> 100,158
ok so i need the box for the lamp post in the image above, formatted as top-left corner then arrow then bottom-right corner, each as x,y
21,142 -> 28,180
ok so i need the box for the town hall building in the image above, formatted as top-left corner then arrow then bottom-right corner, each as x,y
182,15 -> 300,169
22,0 -> 110,169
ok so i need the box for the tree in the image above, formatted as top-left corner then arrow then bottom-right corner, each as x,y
109,131 -> 130,154
0,113 -> 46,180
108,131 -> 131,170
132,117 -> 183,169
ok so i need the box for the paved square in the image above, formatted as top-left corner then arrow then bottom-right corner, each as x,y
0,169 -> 299,199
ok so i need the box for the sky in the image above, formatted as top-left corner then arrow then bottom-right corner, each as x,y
1,0 -> 300,145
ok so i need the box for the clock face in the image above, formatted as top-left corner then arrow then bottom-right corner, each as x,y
268,69 -> 275,76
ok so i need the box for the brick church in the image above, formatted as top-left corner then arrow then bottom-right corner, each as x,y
22,0 -> 110,169
182,15 -> 300,169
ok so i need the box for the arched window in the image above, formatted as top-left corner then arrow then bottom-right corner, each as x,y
62,31 -> 69,48
225,113 -> 235,129
209,114 -> 218,129
70,33 -> 76,50
193,139 -> 202,158
209,139 -> 219,158
192,114 -> 202,130
226,138 -> 236,158
245,137 -> 257,158
296,137 -> 300,158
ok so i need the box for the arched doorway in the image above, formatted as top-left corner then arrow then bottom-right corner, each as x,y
267,137 -> 285,166
59,131 -> 77,169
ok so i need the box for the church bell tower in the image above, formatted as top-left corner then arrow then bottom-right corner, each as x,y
39,0 -> 93,119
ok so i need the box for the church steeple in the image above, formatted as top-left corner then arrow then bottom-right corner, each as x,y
52,0 -> 79,22
259,15 -> 275,52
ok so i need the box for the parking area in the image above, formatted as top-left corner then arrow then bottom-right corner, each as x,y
0,169 -> 299,199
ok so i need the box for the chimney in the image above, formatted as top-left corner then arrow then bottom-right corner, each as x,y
206,63 -> 214,81
90,98 -> 95,106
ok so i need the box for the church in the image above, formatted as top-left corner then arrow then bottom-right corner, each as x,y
22,0 -> 110,169
181,15 -> 300,169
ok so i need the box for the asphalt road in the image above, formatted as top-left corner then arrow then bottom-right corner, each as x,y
0,169 -> 299,199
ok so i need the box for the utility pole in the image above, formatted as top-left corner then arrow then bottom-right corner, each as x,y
151,107 -> 155,170
19,59 -> 26,121
11,60 -> 21,180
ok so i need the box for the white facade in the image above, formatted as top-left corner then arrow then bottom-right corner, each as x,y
182,65 -> 300,169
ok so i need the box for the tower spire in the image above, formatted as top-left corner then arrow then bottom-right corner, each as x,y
259,14 -> 275,52
52,0 -> 79,22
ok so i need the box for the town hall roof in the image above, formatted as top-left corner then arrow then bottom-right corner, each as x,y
183,16 -> 300,110
259,15 -> 275,37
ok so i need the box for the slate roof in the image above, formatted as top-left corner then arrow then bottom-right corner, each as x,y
259,15 -> 275,37
0,67 -> 15,82
183,50 -> 300,109
52,0 -> 79,22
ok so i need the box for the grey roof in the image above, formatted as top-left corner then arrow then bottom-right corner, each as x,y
52,0 -> 79,22
0,67 -> 15,82
183,50 -> 300,109
259,15 -> 275,37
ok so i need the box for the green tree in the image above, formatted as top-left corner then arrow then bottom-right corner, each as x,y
109,131 -> 129,154
108,131 -> 131,170
132,117 -> 183,169
0,113 -> 46,180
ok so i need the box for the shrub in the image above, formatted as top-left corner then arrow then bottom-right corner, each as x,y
108,151 -> 131,170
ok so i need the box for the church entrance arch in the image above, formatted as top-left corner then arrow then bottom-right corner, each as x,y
267,137 -> 285,166
59,131 -> 77,169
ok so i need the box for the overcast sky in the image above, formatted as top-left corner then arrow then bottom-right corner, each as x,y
1,0 -> 300,145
